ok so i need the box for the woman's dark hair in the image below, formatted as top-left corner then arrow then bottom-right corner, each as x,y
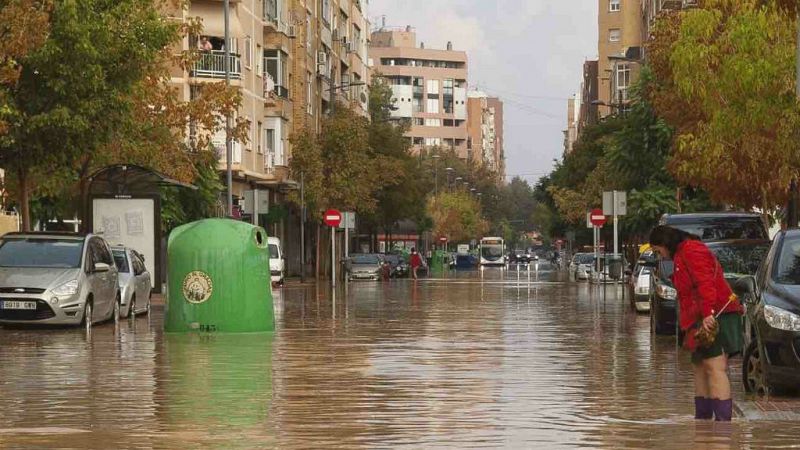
649,225 -> 700,257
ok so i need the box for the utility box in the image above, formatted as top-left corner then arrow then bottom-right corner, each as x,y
165,218 -> 274,333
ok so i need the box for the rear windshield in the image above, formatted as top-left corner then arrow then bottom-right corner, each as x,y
353,255 -> 380,264
577,254 -> 595,264
0,238 -> 84,269
112,249 -> 130,273
665,216 -> 767,241
658,260 -> 674,280
709,242 -> 769,277
268,244 -> 279,259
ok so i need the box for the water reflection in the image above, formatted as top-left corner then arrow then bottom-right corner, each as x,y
1,272 -> 800,448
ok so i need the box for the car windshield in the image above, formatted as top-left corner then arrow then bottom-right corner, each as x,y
667,217 -> 767,241
775,235 -> 800,285
268,244 -> 279,259
577,254 -> 595,264
482,245 -> 503,258
112,249 -> 130,273
385,255 -> 401,264
0,238 -> 84,269
353,254 -> 380,264
709,242 -> 769,277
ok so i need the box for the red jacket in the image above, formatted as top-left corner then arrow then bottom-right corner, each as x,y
410,253 -> 422,268
672,239 -> 744,331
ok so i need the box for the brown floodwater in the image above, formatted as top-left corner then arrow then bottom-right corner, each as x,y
1,267 -> 800,449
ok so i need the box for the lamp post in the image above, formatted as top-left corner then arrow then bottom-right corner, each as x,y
224,0 -> 233,216
445,167 -> 454,192
432,154 -> 441,195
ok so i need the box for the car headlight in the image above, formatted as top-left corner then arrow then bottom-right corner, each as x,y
656,284 -> 677,300
764,305 -> 800,331
52,279 -> 79,297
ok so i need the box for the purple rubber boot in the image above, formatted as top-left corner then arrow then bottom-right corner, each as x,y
695,397 -> 713,420
712,399 -> 733,421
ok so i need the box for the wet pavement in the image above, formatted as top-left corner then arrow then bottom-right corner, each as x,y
2,267 -> 800,449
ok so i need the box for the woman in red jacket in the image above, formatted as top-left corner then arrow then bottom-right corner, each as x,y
649,226 -> 744,422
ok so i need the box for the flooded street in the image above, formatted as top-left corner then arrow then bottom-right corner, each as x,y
2,268 -> 800,449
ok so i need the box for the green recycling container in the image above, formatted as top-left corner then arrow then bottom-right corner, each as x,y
165,218 -> 274,333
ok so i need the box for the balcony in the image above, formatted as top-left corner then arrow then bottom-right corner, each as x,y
192,51 -> 242,80
212,132 -> 242,164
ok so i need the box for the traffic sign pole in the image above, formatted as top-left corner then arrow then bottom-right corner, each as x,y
332,226 -> 336,288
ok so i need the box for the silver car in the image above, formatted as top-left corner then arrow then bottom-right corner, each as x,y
0,232 -> 120,329
111,246 -> 152,318
347,254 -> 384,281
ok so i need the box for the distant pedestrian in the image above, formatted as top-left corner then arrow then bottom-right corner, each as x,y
410,248 -> 422,280
649,226 -> 744,422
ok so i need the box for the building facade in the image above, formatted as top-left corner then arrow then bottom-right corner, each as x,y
563,96 -> 578,156
578,60 -> 599,132
597,0 -> 643,117
169,0 -> 370,276
368,27 -> 470,159
466,91 -> 505,178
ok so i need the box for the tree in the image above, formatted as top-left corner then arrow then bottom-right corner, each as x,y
427,191 -> 488,243
650,0 -> 800,210
0,0 -> 50,136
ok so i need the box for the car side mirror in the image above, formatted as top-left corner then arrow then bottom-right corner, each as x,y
94,262 -> 111,273
733,276 -> 756,297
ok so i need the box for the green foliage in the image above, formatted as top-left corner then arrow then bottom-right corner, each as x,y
652,0 -> 800,209
427,191 -> 488,243
161,150 -> 224,233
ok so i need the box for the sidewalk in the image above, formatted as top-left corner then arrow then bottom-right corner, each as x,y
736,398 -> 800,421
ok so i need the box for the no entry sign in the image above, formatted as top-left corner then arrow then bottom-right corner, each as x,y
323,209 -> 342,227
590,208 -> 607,227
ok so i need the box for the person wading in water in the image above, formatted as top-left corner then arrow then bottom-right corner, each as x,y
649,225 -> 744,421
410,248 -> 422,280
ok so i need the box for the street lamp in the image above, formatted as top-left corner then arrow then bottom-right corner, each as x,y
223,0 -> 233,216
445,167 -> 454,192
432,154 -> 441,195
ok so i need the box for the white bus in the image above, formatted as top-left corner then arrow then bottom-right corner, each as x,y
480,237 -> 506,266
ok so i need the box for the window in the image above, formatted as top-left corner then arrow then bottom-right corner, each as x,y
424,138 -> 441,147
264,0 -> 278,22
427,79 -> 439,95
320,0 -> 331,26
616,63 -> 631,103
307,72 -> 313,114
306,17 -> 312,51
443,97 -> 454,114
265,50 -> 288,97
265,128 -> 275,168
413,137 -> 424,145
443,119 -> 455,127
412,97 -> 424,113
609,29 -> 621,42
609,0 -> 620,11
413,118 -> 424,126
427,98 -> 439,114
256,44 -> 263,76
247,119 -> 253,152
424,118 -> 441,127
352,24 -> 361,48
443,78 -> 454,96
244,37 -> 252,69
257,121 -> 263,154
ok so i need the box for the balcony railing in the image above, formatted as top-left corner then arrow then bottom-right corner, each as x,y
192,51 -> 242,80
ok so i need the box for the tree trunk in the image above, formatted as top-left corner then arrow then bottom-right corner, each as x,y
17,166 -> 31,231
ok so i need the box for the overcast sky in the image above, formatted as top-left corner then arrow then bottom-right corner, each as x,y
368,0 -> 599,185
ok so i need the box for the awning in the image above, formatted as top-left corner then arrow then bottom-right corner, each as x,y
191,4 -> 244,38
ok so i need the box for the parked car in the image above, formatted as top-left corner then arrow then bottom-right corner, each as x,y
0,232 -> 119,330
384,254 -> 409,278
628,250 -> 658,312
733,230 -> 800,394
650,259 -> 677,335
267,237 -> 285,286
659,212 -> 768,241
574,253 -> 595,281
347,254 -> 384,281
111,246 -> 153,318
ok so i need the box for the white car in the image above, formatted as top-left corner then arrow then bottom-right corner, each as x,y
111,246 -> 152,318
268,237 -> 284,285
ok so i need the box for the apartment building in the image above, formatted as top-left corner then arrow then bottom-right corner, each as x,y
597,0 -> 643,117
563,96 -> 578,156
577,60 -> 599,132
369,27 -> 470,159
466,92 -> 505,179
641,0 -> 698,49
169,0 -> 370,276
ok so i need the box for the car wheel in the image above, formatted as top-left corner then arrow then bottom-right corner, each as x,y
82,301 -> 93,331
743,339 -> 771,395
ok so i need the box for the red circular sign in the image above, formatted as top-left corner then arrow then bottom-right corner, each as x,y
590,209 -> 607,227
323,209 -> 342,227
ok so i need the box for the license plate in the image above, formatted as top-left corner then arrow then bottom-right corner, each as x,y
1,300 -> 37,310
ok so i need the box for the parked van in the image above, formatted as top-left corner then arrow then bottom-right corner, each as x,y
267,237 -> 284,285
